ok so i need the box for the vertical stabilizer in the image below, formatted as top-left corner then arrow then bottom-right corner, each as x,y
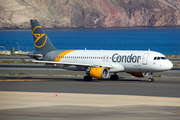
30,19 -> 57,51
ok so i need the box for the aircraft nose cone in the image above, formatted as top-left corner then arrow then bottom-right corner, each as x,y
166,60 -> 173,70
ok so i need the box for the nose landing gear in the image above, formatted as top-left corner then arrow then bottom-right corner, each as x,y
148,77 -> 154,82
148,72 -> 154,82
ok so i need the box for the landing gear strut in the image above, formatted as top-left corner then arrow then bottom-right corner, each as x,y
148,72 -> 154,82
110,73 -> 119,80
84,76 -> 92,81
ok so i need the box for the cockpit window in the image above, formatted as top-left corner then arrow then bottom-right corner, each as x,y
161,57 -> 166,60
154,56 -> 167,60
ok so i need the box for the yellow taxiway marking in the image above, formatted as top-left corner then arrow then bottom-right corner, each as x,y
0,79 -> 47,82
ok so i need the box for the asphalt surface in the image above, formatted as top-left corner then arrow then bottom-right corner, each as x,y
0,56 -> 180,120
0,63 -> 180,97
0,75 -> 180,97
0,75 -> 180,120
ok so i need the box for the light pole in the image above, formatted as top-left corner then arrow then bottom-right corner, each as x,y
17,42 -> 19,52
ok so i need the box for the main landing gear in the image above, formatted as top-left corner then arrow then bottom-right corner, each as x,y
84,76 -> 92,81
110,73 -> 119,80
148,72 -> 154,82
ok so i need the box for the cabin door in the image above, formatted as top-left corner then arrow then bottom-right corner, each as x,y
142,53 -> 149,65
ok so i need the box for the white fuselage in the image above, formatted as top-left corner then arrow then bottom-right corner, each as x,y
47,50 -> 173,73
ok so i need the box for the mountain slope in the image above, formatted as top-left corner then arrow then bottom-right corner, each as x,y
0,0 -> 180,29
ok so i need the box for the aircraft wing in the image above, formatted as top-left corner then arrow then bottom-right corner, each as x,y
32,60 -> 113,68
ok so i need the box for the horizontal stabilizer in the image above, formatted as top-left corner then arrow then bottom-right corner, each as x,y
12,53 -> 43,57
27,53 -> 43,57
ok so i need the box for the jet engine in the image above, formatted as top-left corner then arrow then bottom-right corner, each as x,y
130,72 -> 148,77
86,67 -> 109,79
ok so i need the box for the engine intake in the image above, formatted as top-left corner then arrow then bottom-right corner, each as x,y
87,67 -> 109,79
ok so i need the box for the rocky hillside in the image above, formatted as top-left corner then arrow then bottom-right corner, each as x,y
1,0 -> 180,29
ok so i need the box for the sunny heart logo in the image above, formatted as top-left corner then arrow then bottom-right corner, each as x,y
32,26 -> 47,48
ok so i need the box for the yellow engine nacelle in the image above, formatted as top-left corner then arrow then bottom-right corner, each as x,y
131,72 -> 147,77
87,67 -> 109,79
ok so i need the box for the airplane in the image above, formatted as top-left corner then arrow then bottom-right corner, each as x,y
27,19 -> 173,82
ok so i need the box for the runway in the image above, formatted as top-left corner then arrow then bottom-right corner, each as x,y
0,75 -> 180,120
0,58 -> 180,119
0,75 -> 180,97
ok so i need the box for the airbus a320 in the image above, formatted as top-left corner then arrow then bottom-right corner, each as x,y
26,19 -> 173,82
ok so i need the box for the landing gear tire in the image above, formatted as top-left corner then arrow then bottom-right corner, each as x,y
148,78 -> 154,82
84,76 -> 92,81
110,75 -> 119,80
148,72 -> 154,82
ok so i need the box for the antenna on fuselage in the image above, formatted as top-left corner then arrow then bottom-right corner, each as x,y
148,48 -> 150,51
